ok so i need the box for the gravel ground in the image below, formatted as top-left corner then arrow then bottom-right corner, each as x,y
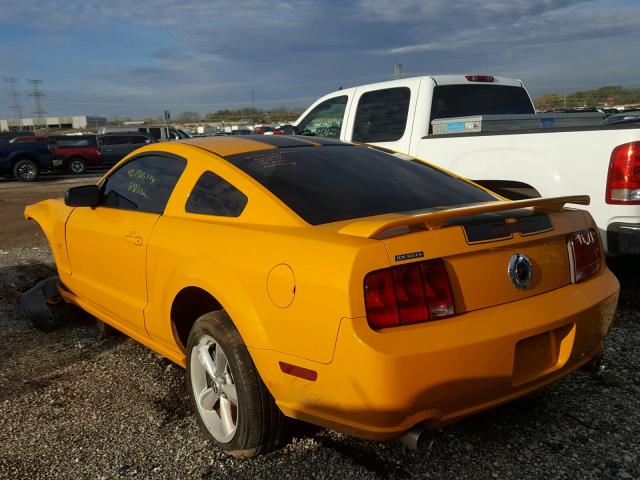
0,243 -> 639,479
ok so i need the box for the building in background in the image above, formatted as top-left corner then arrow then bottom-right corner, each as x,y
0,115 -> 107,132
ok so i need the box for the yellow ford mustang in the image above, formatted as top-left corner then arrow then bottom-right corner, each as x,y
24,135 -> 619,456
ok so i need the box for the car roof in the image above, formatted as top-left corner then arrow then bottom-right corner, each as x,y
179,134 -> 348,157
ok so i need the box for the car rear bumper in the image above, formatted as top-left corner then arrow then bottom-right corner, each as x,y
607,222 -> 640,255
256,269 -> 619,439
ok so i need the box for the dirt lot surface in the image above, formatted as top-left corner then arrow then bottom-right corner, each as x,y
1,178 -> 639,479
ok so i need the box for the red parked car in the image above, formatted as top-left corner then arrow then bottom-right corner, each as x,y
49,135 -> 102,174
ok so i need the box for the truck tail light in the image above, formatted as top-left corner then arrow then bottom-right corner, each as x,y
364,259 -> 455,330
567,229 -> 601,283
606,141 -> 640,204
465,75 -> 495,83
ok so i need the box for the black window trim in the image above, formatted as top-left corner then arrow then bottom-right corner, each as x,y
97,151 -> 187,215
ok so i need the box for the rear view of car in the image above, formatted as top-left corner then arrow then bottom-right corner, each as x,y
24,137 -> 619,457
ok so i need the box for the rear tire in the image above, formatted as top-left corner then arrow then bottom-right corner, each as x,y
67,157 -> 87,174
186,311 -> 289,457
13,159 -> 39,182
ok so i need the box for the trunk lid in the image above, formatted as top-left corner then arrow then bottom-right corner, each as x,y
338,196 -> 590,313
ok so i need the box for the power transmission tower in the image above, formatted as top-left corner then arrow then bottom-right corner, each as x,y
3,77 -> 23,130
28,79 -> 47,130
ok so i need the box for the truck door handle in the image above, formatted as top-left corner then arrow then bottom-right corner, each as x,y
123,233 -> 143,246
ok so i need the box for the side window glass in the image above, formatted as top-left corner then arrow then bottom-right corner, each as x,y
101,155 -> 186,214
106,135 -> 129,146
297,96 -> 347,138
149,128 -> 162,140
131,136 -> 148,145
352,87 -> 411,143
186,171 -> 247,217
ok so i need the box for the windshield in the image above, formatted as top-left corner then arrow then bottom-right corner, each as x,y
430,85 -> 535,122
226,145 -> 497,225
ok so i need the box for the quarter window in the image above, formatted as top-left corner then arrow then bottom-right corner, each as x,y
297,96 -> 347,139
186,171 -> 247,217
352,87 -> 411,143
101,155 -> 186,214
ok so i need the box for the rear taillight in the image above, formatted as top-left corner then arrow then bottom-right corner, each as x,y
567,229 -> 601,283
364,259 -> 455,330
606,141 -> 640,204
465,75 -> 495,82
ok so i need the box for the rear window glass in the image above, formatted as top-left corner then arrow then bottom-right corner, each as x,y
430,85 -> 534,122
54,137 -> 97,147
226,146 -> 496,225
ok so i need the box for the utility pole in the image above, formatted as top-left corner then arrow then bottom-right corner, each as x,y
28,79 -> 47,131
251,89 -> 255,125
3,77 -> 23,131
394,63 -> 403,80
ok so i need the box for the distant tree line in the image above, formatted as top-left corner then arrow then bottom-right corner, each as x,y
534,86 -> 640,111
108,106 -> 305,126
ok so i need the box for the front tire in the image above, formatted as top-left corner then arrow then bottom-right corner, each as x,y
67,157 -> 87,174
186,311 -> 288,457
13,159 -> 39,182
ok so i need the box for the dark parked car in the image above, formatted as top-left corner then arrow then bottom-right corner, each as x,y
9,135 -> 49,143
97,133 -> 156,165
0,140 -> 58,181
49,135 -> 103,174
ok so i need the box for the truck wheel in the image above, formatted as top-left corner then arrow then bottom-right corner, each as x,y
13,159 -> 39,182
67,157 -> 87,174
186,311 -> 289,457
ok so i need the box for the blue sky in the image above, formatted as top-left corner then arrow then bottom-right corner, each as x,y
0,0 -> 638,118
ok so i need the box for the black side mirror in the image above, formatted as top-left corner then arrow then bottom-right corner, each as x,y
65,185 -> 100,207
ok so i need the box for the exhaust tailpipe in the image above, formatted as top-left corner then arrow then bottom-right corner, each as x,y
399,427 -> 428,450
582,355 -> 606,378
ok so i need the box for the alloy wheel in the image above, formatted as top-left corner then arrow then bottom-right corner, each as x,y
190,335 -> 239,443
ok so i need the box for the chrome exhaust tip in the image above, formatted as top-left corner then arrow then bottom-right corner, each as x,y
399,427 -> 428,450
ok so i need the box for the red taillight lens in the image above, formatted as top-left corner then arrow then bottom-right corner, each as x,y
364,269 -> 399,328
606,142 -> 640,204
364,259 -> 455,330
421,260 -> 455,319
567,229 -> 601,283
465,75 -> 495,82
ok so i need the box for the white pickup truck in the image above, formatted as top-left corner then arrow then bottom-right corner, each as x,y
289,75 -> 640,255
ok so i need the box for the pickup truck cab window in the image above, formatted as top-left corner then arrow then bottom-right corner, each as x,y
101,154 -> 186,214
185,170 -> 248,217
352,87 -> 411,143
297,95 -> 347,138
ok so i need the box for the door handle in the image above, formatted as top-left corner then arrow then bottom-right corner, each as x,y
123,233 -> 143,246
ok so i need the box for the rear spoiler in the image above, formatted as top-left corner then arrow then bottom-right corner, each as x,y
339,195 -> 590,239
